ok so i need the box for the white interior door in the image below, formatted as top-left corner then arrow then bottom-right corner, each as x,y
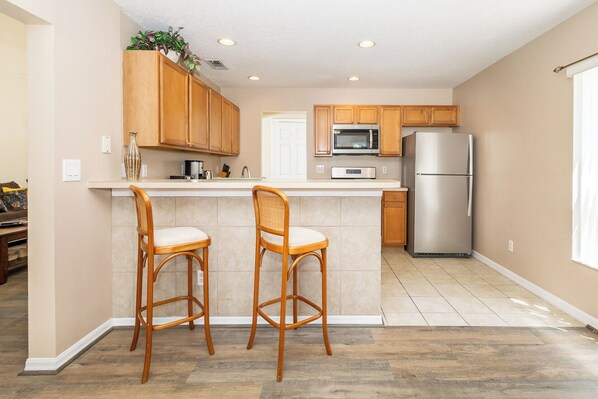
271,119 -> 306,180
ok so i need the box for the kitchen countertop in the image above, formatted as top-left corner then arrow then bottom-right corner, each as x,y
88,178 -> 406,197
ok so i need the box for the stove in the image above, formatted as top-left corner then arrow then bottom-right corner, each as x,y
331,166 -> 376,179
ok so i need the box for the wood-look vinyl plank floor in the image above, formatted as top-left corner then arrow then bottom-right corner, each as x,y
3,269 -> 598,398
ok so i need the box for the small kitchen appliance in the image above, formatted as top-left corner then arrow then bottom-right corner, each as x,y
331,166 -> 376,179
184,160 -> 204,179
331,124 -> 380,155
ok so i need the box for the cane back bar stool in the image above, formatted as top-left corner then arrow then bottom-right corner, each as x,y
247,185 -> 332,381
129,185 -> 215,383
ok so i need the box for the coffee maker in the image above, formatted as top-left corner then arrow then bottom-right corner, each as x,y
184,160 -> 204,179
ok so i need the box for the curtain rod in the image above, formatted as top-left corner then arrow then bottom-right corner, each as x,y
554,51 -> 598,73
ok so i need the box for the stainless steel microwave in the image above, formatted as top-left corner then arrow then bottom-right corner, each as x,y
331,124 -> 380,155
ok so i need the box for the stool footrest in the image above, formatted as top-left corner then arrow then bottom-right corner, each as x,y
137,295 -> 205,331
257,294 -> 323,330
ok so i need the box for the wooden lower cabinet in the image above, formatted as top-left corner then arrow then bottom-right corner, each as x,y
382,191 -> 407,246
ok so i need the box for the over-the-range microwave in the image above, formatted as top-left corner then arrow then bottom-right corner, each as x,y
331,124 -> 380,155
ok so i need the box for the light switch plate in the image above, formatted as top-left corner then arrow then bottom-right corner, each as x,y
101,136 -> 111,154
63,159 -> 81,182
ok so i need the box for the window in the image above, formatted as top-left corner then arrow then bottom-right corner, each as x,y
572,62 -> 598,269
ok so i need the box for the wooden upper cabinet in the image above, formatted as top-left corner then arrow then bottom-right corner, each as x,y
188,76 -> 209,150
402,106 -> 430,126
333,106 -> 354,124
231,105 -> 240,155
221,98 -> 233,154
209,89 -> 222,152
379,106 -> 402,156
159,57 -> 189,147
403,105 -> 460,126
430,106 -> 460,126
314,105 -> 332,156
356,106 -> 378,124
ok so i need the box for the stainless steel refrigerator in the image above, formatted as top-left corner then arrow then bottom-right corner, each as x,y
402,132 -> 473,257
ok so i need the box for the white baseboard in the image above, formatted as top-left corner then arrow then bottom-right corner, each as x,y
113,314 -> 382,327
472,250 -> 598,329
24,318 -> 113,373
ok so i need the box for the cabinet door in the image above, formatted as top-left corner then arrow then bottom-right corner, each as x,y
382,192 -> 406,246
159,57 -> 188,147
188,77 -> 209,150
379,106 -> 402,156
430,106 -> 459,126
402,106 -> 430,126
356,106 -> 378,124
333,105 -> 354,124
231,105 -> 240,155
221,98 -> 233,154
314,105 -> 332,156
209,90 -> 222,152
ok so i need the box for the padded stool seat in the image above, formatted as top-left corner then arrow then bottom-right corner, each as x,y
262,227 -> 327,250
144,227 -> 209,248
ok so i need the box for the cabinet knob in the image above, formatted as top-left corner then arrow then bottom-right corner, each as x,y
392,195 -> 397,199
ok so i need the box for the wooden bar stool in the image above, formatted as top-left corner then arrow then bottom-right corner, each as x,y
247,185 -> 332,381
129,185 -> 214,383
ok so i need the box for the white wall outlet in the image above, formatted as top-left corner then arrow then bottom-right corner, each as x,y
382,165 -> 388,175
101,135 -> 111,154
508,240 -> 514,253
197,270 -> 204,286
316,164 -> 324,174
141,164 -> 148,178
62,159 -> 81,182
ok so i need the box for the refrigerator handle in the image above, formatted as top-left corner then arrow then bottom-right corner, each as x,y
468,134 -> 473,175
467,176 -> 473,217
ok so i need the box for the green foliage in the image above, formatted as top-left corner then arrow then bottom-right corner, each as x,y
126,26 -> 201,73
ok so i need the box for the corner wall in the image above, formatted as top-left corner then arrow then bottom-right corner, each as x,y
453,2 -> 598,319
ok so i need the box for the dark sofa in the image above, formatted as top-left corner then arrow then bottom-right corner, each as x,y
0,181 -> 28,223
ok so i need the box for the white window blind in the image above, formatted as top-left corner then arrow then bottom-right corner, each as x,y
572,64 -> 598,269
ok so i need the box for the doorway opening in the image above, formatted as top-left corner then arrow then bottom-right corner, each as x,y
261,112 -> 307,180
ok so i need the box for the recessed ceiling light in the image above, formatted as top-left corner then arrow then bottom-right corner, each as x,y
218,38 -> 236,46
358,40 -> 376,48
248,76 -> 260,81
348,76 -> 360,81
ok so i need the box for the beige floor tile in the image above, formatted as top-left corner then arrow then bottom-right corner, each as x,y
460,313 -> 508,327
384,312 -> 428,326
412,297 -> 454,313
440,264 -> 472,275
493,284 -> 537,298
381,264 -> 392,272
381,271 -> 399,284
389,263 -> 419,274
479,297 -> 528,314
414,264 -> 444,274
401,281 -> 441,297
422,273 -> 458,285
381,283 -> 408,297
463,284 -> 507,298
533,312 -> 585,328
445,297 -> 492,314
498,313 -> 547,327
451,273 -> 488,285
422,312 -> 468,326
434,284 -> 474,298
381,296 -> 418,313
479,274 -> 516,285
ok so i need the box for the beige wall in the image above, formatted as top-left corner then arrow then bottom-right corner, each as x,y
221,88 -> 453,179
4,0 -> 132,358
0,12 -> 27,186
453,2 -> 598,319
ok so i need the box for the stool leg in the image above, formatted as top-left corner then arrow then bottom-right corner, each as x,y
321,248 -> 332,356
202,247 -> 215,355
292,256 -> 298,328
247,239 -> 262,350
130,244 -> 143,352
277,253 -> 289,382
187,254 -> 195,331
141,255 -> 155,384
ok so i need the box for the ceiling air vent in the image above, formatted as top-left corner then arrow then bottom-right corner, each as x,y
204,59 -> 228,70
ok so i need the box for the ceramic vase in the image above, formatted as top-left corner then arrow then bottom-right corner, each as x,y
125,131 -> 141,181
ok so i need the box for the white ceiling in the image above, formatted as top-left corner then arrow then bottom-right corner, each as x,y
116,0 -> 597,89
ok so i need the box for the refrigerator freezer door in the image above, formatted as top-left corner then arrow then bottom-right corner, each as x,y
415,132 -> 472,175
413,174 -> 472,255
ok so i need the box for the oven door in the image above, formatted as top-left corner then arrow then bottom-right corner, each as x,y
331,124 -> 379,155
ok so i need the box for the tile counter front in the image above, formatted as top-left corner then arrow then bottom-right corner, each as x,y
90,179 -> 405,325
